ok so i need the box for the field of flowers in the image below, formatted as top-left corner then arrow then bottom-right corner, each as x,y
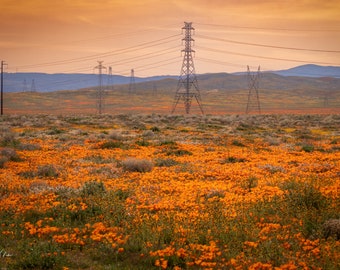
0,113 -> 339,269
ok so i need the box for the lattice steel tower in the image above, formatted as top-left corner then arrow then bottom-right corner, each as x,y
128,69 -> 136,94
246,65 -> 261,114
94,61 -> 107,114
171,22 -> 203,114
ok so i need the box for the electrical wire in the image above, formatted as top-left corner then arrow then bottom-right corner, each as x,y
195,22 -> 340,32
196,34 -> 340,53
15,34 -> 181,70
196,45 -> 340,66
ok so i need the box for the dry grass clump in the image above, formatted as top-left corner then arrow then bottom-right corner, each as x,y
121,158 -> 153,172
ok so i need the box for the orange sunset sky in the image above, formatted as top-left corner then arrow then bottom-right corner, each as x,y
1,0 -> 340,77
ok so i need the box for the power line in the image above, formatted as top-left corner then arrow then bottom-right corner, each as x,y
196,34 -> 340,53
15,34 -> 181,70
196,45 -> 340,66
195,22 -> 340,32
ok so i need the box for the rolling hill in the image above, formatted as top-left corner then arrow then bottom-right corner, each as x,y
3,65 -> 340,93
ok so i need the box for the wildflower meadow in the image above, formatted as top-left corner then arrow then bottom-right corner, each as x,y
0,113 -> 339,269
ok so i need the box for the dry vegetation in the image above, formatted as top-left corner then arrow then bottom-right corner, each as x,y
0,113 -> 339,269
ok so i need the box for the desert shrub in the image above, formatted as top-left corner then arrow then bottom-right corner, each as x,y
109,131 -> 124,141
135,139 -> 150,147
80,180 -> 106,196
283,180 -> 327,211
301,144 -> 314,152
322,219 -> 340,240
232,140 -> 245,147
166,149 -> 193,156
0,148 -> 21,162
47,127 -> 64,135
0,156 -> 7,168
0,132 -> 20,147
100,140 -> 125,149
37,164 -> 59,178
19,143 -> 41,151
121,158 -> 153,173
150,126 -> 160,132
142,130 -> 155,138
240,176 -> 258,192
155,158 -> 179,167
221,156 -> 247,164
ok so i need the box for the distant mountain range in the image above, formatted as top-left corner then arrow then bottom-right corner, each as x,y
270,64 -> 340,78
3,64 -> 340,93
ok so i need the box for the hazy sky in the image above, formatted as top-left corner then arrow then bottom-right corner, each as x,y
1,0 -> 340,76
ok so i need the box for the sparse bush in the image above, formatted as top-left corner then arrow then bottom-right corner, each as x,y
0,148 -> 21,162
150,126 -> 160,132
0,131 -> 20,147
37,164 -> 59,178
240,176 -> 258,192
142,130 -> 155,138
0,156 -> 7,168
109,131 -> 124,141
301,144 -> 314,152
322,219 -> 340,240
122,158 -> 153,173
283,180 -> 327,211
166,149 -> 193,156
155,158 -> 178,167
221,156 -> 247,164
232,140 -> 245,147
100,140 -> 125,149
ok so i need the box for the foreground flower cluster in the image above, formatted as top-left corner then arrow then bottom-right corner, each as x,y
0,114 -> 339,269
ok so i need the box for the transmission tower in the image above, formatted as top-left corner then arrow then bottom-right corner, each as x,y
128,69 -> 136,94
22,79 -> 28,92
94,61 -> 107,114
152,83 -> 157,97
245,65 -> 261,114
1,61 -> 7,115
171,22 -> 203,114
30,79 -> 36,92
107,66 -> 114,90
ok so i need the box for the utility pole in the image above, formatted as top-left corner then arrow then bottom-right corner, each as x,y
94,61 -> 107,114
1,61 -> 7,116
246,65 -> 261,114
172,22 -> 203,114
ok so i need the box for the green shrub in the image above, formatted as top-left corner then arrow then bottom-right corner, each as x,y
80,181 -> 106,196
301,144 -> 314,152
283,180 -> 327,211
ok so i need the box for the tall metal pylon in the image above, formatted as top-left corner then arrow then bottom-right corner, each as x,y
171,22 -> 203,114
22,79 -> 28,92
94,61 -> 107,114
128,69 -> 136,94
30,79 -> 36,92
1,61 -> 7,115
245,65 -> 261,114
107,66 -> 114,90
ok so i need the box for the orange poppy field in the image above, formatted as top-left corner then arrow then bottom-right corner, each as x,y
0,113 -> 339,269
